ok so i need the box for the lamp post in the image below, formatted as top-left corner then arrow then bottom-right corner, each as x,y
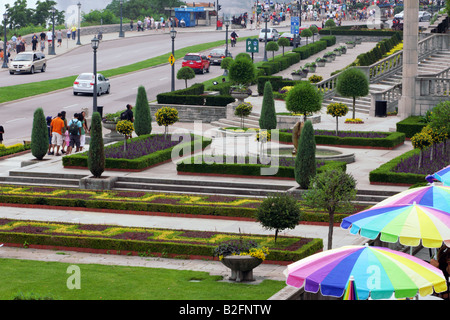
225,18 -> 230,58
170,25 -> 177,92
49,7 -> 56,55
76,2 -> 81,45
119,0 -> 124,37
263,14 -> 268,62
91,36 -> 99,114
2,13 -> 8,69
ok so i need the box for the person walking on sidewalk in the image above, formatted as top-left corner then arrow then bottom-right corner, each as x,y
0,124 -> 4,145
67,113 -> 82,155
49,113 -> 65,156
31,33 -> 38,52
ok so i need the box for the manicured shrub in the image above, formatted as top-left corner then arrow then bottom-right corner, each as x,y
229,58 -> 256,86
295,120 -> 316,189
336,67 -> 369,119
266,41 -> 279,61
259,81 -> 277,130
134,86 -> 152,136
177,66 -> 196,89
31,108 -> 48,160
285,81 -> 322,121
87,112 -> 105,178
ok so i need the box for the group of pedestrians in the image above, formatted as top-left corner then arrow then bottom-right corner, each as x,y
131,16 -> 179,32
47,110 -> 89,156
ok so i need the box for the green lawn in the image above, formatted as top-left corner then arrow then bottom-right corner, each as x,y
0,258 -> 285,300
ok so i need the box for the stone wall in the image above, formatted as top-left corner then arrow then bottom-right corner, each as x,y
149,103 -> 226,123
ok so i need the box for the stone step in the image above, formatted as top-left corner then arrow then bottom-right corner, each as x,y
0,175 -> 80,187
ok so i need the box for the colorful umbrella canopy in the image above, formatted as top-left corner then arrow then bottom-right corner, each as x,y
433,165 -> 450,186
343,276 -> 359,300
371,185 -> 450,214
284,245 -> 447,300
341,203 -> 450,248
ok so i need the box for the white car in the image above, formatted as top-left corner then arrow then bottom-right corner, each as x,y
73,73 -> 110,96
394,11 -> 404,19
418,11 -> 432,22
259,28 -> 280,42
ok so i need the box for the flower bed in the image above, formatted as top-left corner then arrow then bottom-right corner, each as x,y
62,133 -> 212,170
278,129 -> 405,149
370,140 -> 450,185
0,218 -> 323,264
176,155 -> 347,180
0,142 -> 31,159
0,185 -> 358,223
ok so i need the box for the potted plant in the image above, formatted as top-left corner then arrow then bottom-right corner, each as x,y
355,37 -> 362,45
339,45 -> 347,54
316,57 -> 327,67
214,239 -> 269,282
304,62 -> 317,73
102,112 -> 123,139
323,52 -> 334,62
346,41 -> 355,48
333,47 -> 342,56
291,68 -> 309,80
229,84 -> 252,100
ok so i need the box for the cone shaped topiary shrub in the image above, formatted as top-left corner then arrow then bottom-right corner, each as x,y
259,81 -> 277,130
134,86 -> 152,136
31,108 -> 49,160
87,112 -> 105,178
295,120 -> 316,189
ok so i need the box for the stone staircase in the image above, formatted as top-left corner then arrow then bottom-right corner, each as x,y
322,49 -> 450,115
0,170 -> 398,205
210,112 -> 261,129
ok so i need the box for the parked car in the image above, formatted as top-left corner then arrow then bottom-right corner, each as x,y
394,11 -> 404,19
418,11 -> 432,21
208,49 -> 232,65
259,28 -> 280,42
279,33 -> 298,46
9,52 -> 46,74
299,24 -> 322,32
73,73 -> 110,96
181,53 -> 210,74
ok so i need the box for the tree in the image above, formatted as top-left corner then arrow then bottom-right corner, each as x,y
266,41 -> 279,61
31,108 -> 48,160
228,57 -> 256,86
177,66 -> 195,89
429,101 -> 450,137
325,18 -> 336,35
295,120 -> 316,189
309,25 -> 318,43
234,102 -> 252,129
257,193 -> 301,243
277,37 -> 290,56
134,86 -> 152,136
259,81 -> 277,130
285,81 -> 322,121
336,67 -> 369,119
303,169 -> 356,250
300,28 -> 312,45
155,106 -> 179,136
326,102 -> 349,136
87,112 -> 105,178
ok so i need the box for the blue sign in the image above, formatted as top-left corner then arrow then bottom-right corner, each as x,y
291,17 -> 299,34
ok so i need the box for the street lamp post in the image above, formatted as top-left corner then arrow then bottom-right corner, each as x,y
119,0 -> 124,37
91,36 -> 99,114
49,7 -> 56,55
76,2 -> 81,45
225,18 -> 230,58
2,13 -> 8,69
263,14 -> 268,62
170,25 -> 177,92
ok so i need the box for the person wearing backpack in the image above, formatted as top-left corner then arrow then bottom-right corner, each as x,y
67,113 -> 82,155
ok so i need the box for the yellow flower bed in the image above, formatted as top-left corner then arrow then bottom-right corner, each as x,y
345,118 -> 364,124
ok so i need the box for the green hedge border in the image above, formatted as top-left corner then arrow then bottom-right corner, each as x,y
369,148 -> 426,185
278,130 -> 405,149
62,134 -> 212,170
176,156 -> 347,179
396,116 -> 427,139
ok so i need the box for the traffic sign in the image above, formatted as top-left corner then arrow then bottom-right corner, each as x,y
168,54 -> 175,66
291,17 -> 299,35
246,38 -> 259,53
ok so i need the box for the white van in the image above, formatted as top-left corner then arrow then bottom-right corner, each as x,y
258,28 -> 279,42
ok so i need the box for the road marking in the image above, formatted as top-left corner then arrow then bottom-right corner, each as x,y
63,104 -> 79,109
160,77 -> 168,81
6,118 -> 26,123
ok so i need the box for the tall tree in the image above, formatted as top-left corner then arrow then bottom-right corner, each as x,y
88,112 -> 105,178
134,86 -> 152,136
31,108 -> 49,160
295,120 -> 316,189
336,67 -> 369,120
259,81 -> 277,130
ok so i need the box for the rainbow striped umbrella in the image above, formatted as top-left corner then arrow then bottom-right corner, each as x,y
341,203 -> 450,248
343,276 -> 359,300
371,185 -> 450,214
433,165 -> 450,186
284,245 -> 447,300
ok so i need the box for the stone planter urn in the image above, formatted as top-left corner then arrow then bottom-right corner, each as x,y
317,60 -> 326,67
102,121 -> 123,139
221,255 -> 263,282
334,50 -> 341,56
325,56 -> 333,63
355,37 -> 362,44
346,42 -> 355,49
291,73 -> 303,81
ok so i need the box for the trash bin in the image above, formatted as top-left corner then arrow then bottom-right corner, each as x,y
375,100 -> 387,117
96,106 -> 103,118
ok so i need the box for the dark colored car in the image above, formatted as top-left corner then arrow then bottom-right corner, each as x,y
181,53 -> 210,74
208,49 -> 232,65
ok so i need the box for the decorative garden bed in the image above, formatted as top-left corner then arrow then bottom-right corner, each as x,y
370,140 -> 449,185
278,129 -> 405,149
0,143 -> 31,160
0,218 -> 323,264
62,133 -> 211,171
176,155 -> 347,180
0,185 -> 360,223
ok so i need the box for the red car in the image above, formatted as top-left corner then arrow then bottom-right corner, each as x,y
181,53 -> 210,74
298,24 -> 322,32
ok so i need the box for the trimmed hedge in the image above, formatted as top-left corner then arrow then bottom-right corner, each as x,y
62,134 -> 212,170
156,83 -> 235,106
257,76 -> 306,95
0,143 -> 31,158
177,156 -> 347,179
396,116 -> 427,138
369,148 -> 426,185
278,130 -> 405,149
319,28 -> 402,37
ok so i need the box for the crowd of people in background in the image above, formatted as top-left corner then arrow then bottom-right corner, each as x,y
130,16 -> 181,32
47,110 -> 89,157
